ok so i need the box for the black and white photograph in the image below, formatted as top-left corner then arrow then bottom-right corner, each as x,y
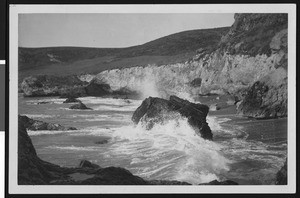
8,4 -> 296,194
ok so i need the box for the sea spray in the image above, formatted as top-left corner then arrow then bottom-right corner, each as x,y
110,115 -> 231,184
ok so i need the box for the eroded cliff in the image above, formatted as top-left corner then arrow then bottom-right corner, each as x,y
93,13 -> 288,118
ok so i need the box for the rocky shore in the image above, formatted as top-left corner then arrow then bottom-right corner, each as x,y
18,116 -> 237,185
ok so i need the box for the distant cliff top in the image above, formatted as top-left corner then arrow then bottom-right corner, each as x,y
219,13 -> 288,56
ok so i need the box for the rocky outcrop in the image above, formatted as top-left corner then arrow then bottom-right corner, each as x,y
132,95 -> 212,140
18,118 -> 65,184
69,102 -> 92,110
84,78 -> 112,96
21,75 -> 88,97
19,115 -> 76,131
237,67 -> 287,118
78,160 -> 100,169
220,14 -> 287,57
275,159 -> 287,185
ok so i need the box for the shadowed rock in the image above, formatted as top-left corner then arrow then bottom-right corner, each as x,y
237,68 -> 287,119
132,95 -> 212,140
275,159 -> 287,185
19,115 -> 77,131
85,78 -> 112,96
69,102 -> 92,110
79,160 -> 100,169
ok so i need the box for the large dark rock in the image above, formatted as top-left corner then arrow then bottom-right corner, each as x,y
18,118 -> 64,184
132,95 -> 212,140
85,78 -> 112,96
21,75 -> 88,97
69,102 -> 92,110
275,159 -> 287,185
19,115 -> 77,131
79,160 -> 100,169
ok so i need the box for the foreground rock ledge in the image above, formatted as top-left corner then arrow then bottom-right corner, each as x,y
132,95 -> 213,140
19,115 -> 77,131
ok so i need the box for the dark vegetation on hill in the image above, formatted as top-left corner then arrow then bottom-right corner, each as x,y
19,27 -> 230,80
219,13 -> 288,56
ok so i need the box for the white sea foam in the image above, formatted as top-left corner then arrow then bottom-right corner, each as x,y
107,116 -> 231,184
78,97 -> 142,106
24,114 -> 55,119
46,145 -> 98,151
92,105 -> 139,112
26,98 -> 66,105
27,130 -> 77,136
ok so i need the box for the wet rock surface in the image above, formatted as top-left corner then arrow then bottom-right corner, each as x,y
19,115 -> 77,131
132,95 -> 212,140
275,159 -> 287,185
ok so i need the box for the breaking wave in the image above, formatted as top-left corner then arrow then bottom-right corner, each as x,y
107,116 -> 231,184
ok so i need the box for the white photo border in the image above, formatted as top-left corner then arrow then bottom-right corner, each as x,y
9,4 -> 297,194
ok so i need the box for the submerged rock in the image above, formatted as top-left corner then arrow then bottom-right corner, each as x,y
19,115 -> 77,131
69,102 -> 92,110
132,95 -> 212,140
275,159 -> 287,185
95,139 -> 109,144
37,101 -> 50,105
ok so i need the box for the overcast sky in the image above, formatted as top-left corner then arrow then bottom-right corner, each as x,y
19,13 -> 234,48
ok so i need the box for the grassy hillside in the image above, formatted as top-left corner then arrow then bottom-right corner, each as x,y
19,27 -> 229,80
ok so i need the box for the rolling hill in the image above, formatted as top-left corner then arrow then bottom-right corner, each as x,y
18,27 -> 230,81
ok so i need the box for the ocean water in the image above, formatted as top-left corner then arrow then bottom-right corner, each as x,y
18,94 -> 287,185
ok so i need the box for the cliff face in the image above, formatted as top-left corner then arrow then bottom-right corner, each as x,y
94,13 -> 288,118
